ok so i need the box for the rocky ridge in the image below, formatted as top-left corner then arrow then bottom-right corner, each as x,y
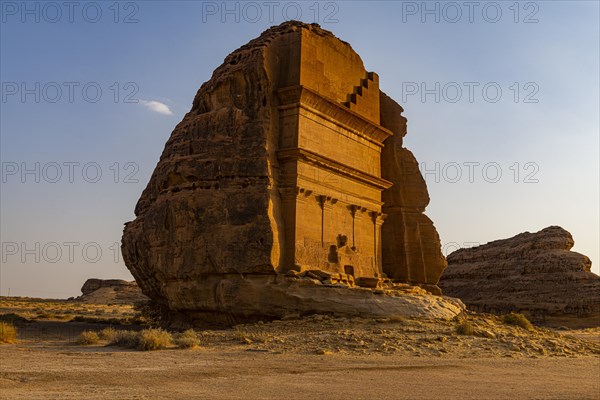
76,278 -> 148,304
439,226 -> 600,327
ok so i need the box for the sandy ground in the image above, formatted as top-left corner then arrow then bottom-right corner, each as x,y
1,343 -> 598,400
1,298 -> 599,399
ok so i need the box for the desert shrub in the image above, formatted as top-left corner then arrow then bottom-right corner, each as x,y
455,321 -> 476,336
174,329 -> 200,349
99,327 -> 117,342
137,328 -> 173,351
502,313 -> 534,331
78,330 -> 100,345
0,322 -> 17,343
110,330 -> 139,348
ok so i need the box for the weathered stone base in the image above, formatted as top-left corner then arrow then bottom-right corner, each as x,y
157,274 -> 465,328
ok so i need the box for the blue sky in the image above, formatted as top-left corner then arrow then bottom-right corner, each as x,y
1,0 -> 598,297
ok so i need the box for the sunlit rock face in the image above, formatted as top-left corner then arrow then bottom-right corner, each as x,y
121,21 -> 449,327
77,278 -> 148,304
440,226 -> 600,327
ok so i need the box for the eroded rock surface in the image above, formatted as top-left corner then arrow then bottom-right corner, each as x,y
77,279 -> 148,304
122,21 -> 450,326
380,113 -> 447,285
439,226 -> 600,327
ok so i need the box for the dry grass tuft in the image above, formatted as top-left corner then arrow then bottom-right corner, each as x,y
137,328 -> 173,351
110,330 -> 139,348
502,313 -> 534,331
99,327 -> 118,342
0,322 -> 17,343
234,327 -> 270,344
78,330 -> 100,345
174,329 -> 201,349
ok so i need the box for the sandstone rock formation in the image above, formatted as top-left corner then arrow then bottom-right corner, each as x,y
122,21 -> 451,326
76,278 -> 148,304
380,106 -> 447,286
439,226 -> 600,327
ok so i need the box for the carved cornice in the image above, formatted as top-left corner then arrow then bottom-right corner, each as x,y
278,147 -> 393,191
277,85 -> 393,145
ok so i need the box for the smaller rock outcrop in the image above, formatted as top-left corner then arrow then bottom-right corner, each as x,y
439,226 -> 600,327
77,278 -> 148,304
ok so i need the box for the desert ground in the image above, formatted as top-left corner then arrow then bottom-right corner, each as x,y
1,297 -> 599,400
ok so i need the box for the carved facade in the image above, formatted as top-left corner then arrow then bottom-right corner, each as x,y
121,22 -> 448,326
277,82 -> 391,278
268,26 -> 445,284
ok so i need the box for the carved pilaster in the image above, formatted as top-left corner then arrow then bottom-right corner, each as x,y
369,211 -> 387,275
348,205 -> 367,249
316,194 -> 338,246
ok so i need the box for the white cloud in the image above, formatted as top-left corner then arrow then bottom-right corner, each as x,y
140,100 -> 173,115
